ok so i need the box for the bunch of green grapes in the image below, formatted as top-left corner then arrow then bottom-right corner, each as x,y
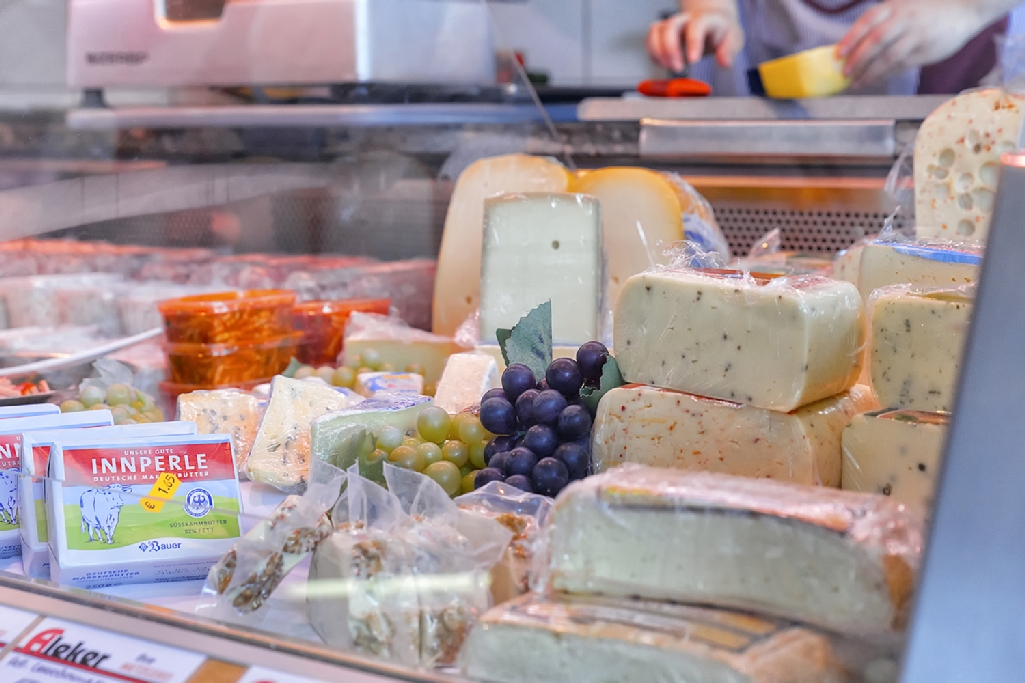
292,348 -> 433,396
369,406 -> 490,498
59,383 -> 165,425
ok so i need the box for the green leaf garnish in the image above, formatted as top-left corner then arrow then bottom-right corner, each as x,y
498,301 -> 553,380
496,328 -> 513,367
581,355 -> 625,415
281,357 -> 304,379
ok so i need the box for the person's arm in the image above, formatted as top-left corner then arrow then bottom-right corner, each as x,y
837,0 -> 1020,88
646,0 -> 745,72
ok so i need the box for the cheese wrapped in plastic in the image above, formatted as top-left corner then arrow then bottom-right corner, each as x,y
461,594 -> 844,683
178,389 -> 261,479
856,240 -> 981,301
546,466 -> 922,635
614,268 -> 863,412
591,384 -> 879,486
344,312 -> 470,386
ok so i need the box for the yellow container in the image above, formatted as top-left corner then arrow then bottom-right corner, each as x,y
758,45 -> 851,99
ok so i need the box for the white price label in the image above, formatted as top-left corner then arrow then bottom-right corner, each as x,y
0,606 -> 38,648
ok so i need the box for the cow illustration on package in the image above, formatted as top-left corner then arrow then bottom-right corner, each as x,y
0,469 -> 17,525
80,483 -> 132,544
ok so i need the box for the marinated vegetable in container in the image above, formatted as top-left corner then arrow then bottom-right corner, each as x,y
158,289 -> 296,344
164,332 -> 302,385
293,298 -> 390,365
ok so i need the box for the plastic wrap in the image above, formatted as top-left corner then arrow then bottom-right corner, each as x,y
0,274 -> 123,329
292,298 -> 391,366
344,311 -> 471,385
117,283 -> 219,336
57,284 -> 123,337
866,283 -> 973,412
853,238 -> 982,300
157,289 -> 297,344
613,267 -> 864,412
178,389 -> 263,479
591,383 -> 879,487
544,465 -> 923,635
0,325 -> 107,353
164,332 -> 301,386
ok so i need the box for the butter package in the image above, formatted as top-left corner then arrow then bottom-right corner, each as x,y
546,466 -> 922,635
856,240 -> 981,301
0,411 -> 114,559
355,371 -> 424,398
47,433 -> 242,589
177,389 -> 261,479
614,269 -> 863,412
19,421 -> 198,579
0,404 -> 60,419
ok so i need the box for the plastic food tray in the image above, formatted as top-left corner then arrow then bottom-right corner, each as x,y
164,332 -> 302,385
158,289 -> 296,344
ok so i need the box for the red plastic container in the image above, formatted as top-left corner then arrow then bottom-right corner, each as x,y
292,298 -> 391,365
158,289 -> 296,344
164,332 -> 302,385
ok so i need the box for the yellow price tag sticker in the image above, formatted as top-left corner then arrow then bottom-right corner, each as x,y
141,472 -> 182,513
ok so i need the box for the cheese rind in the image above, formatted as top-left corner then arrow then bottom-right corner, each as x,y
461,594 -> 843,683
547,466 -> 922,635
869,287 -> 972,412
857,241 -> 980,301
434,353 -> 499,414
592,384 -> 878,486
842,410 -> 947,517
614,270 -> 863,412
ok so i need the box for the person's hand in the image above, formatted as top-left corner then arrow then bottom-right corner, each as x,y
647,2 -> 745,72
837,0 -> 982,88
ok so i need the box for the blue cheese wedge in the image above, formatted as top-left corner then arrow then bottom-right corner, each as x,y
178,389 -> 261,478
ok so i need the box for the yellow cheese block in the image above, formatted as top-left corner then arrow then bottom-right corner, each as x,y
758,46 -> 850,99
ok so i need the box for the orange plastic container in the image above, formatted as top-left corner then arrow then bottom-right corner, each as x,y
292,298 -> 390,365
158,378 -> 268,400
158,289 -> 296,344
164,332 -> 302,385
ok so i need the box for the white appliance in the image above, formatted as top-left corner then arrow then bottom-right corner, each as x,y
67,0 -> 497,88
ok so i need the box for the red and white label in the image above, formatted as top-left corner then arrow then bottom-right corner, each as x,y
63,442 -> 234,487
0,605 -> 37,648
0,434 -> 22,470
32,445 -> 49,478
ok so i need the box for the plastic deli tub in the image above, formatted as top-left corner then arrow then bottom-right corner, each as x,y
164,332 -> 302,385
293,298 -> 391,365
158,289 -> 296,344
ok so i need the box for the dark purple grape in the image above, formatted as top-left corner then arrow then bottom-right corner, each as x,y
507,446 -> 538,477
502,364 -> 536,403
577,341 -> 609,384
546,358 -> 583,397
532,457 -> 569,497
484,435 -> 517,465
554,442 -> 589,480
482,388 -> 507,403
522,424 -> 558,458
515,388 -> 539,428
536,379 -> 550,392
504,474 -> 534,493
480,397 -> 517,435
475,468 -> 505,489
556,404 -> 592,441
533,390 -> 568,426
488,451 -> 513,476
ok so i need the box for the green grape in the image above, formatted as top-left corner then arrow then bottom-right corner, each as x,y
388,446 -> 426,472
459,464 -> 472,477
405,363 -> 425,376
418,442 -> 443,467
131,399 -> 146,411
123,405 -> 138,416
315,366 -> 335,382
402,436 -> 423,450
294,366 -> 315,379
441,440 -> 469,468
469,440 -> 487,470
332,367 -> 355,388
111,406 -> 130,423
380,362 -> 395,372
345,353 -> 363,369
89,404 -> 110,411
448,413 -> 470,440
106,384 -> 132,406
60,400 -> 85,413
461,471 -> 478,494
423,383 -> 436,397
458,416 -> 485,444
361,348 -> 382,371
356,367 -> 375,378
79,385 -> 105,409
375,425 -> 404,453
424,461 -> 461,497
143,409 -> 164,422
416,407 -> 452,445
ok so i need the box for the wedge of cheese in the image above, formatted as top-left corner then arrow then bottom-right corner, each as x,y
461,594 -> 843,683
547,466 -> 922,635
857,241 -> 980,301
345,312 -> 470,386
915,88 -> 1023,242
177,389 -> 261,478
434,352 -> 499,414
592,384 -> 878,486
842,410 -> 947,518
433,155 -> 573,337
870,287 -> 972,412
614,269 -> 863,412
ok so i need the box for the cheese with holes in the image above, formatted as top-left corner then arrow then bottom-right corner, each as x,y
842,410 -> 947,518
592,384 -> 878,486
246,376 -> 350,491
857,241 -> 980,301
434,353 -> 499,414
548,467 -> 922,635
614,269 -> 863,412
915,88 -> 1024,242
177,389 -> 261,478
461,594 -> 844,683
870,287 -> 972,412
480,193 -> 603,345
433,155 -> 572,336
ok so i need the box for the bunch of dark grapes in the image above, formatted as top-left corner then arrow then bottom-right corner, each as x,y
474,341 -> 609,497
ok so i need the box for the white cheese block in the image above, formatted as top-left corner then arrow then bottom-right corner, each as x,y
355,371 -> 424,398
547,466 -> 922,635
831,243 -> 864,286
842,410 -> 947,518
461,594 -> 844,683
177,389 -> 261,478
614,269 -> 863,412
914,88 -> 1024,242
311,394 -> 433,470
246,376 -> 350,492
433,154 -> 572,336
857,241 -> 981,301
345,311 -> 470,386
434,353 -> 499,414
870,287 -> 972,412
480,193 -> 603,345
592,384 -> 878,486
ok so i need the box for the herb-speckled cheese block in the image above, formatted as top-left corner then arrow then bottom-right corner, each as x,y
461,594 -> 844,683
592,384 -> 878,486
870,287 -> 972,412
857,242 -> 980,301
246,376 -> 349,491
614,270 -> 863,412
178,389 -> 261,477
842,410 -> 947,518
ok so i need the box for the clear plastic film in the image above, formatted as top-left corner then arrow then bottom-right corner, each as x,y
344,311 -> 472,386
846,237 -> 982,301
542,465 -> 923,637
0,273 -> 124,329
177,388 -> 262,480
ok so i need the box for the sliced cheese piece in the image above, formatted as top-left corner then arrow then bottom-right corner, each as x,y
345,312 -> 469,386
858,241 -> 981,301
461,594 -> 843,683
177,389 -> 261,478
870,287 -> 972,412
831,243 -> 864,286
433,154 -> 572,337
480,193 -> 602,345
434,353 -> 499,414
355,372 -> 424,398
547,466 -> 922,635
592,384 -> 878,486
614,269 -> 863,412
842,410 -> 947,518
246,376 -> 350,492
914,88 -> 1024,242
